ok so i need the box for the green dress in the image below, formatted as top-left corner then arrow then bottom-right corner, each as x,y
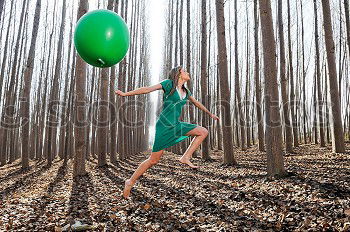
152,79 -> 198,152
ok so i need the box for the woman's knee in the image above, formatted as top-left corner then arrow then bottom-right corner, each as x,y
200,127 -> 209,137
148,151 -> 163,165
148,158 -> 159,165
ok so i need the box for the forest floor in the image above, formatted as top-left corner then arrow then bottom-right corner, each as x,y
0,144 -> 350,231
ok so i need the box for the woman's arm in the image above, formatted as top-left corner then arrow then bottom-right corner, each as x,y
188,96 -> 220,121
115,83 -> 162,97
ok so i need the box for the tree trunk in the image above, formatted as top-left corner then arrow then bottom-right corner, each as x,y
0,0 -> 15,166
301,1 -> 307,144
97,68 -> 108,167
234,0 -> 246,151
278,0 -> 293,153
47,0 -> 67,166
20,0 -> 42,169
313,0 -> 326,147
259,0 -> 287,177
321,0 -> 346,153
0,0 -> 5,18
200,0 -> 210,160
73,0 -> 88,177
215,0 -> 237,165
254,0 -> 264,152
345,0 -> 350,58
287,0 -> 299,147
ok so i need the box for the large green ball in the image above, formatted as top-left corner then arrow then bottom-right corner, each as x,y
74,9 -> 130,68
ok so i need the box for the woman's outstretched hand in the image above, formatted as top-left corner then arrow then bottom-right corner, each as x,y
210,113 -> 220,121
115,90 -> 126,97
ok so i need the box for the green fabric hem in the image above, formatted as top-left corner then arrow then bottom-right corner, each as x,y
152,135 -> 190,152
152,123 -> 197,152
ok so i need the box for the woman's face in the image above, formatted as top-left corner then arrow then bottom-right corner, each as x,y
179,68 -> 190,81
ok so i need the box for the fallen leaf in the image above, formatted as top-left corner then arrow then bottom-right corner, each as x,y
144,203 -> 151,210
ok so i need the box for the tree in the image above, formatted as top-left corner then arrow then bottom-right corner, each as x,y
287,0 -> 299,147
278,0 -> 293,153
73,0 -> 88,177
200,0 -> 210,160
259,0 -> 287,177
215,0 -> 236,165
47,0 -> 67,166
0,0 -> 5,18
321,0 -> 346,153
20,0 -> 42,169
234,0 -> 246,151
344,0 -> 350,64
97,68 -> 108,167
313,0 -> 326,147
253,0 -> 264,152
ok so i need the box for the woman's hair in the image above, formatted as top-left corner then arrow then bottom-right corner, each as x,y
167,66 -> 191,97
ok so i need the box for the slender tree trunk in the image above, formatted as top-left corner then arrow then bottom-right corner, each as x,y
324,63 -> 331,144
47,0 -> 67,166
98,69 -> 108,167
234,0 -> 246,151
245,0 -> 251,148
287,0 -> 299,147
254,0 -> 264,152
301,2 -> 307,144
107,0 -> 117,164
0,0 -> 15,166
2,0 -> 26,165
0,0 -> 5,18
278,0 -> 293,153
345,0 -> 350,57
215,0 -> 236,165
20,0 -> 42,169
200,0 -> 210,160
314,0 -> 326,147
73,0 -> 88,177
259,0 -> 287,177
321,0 -> 346,153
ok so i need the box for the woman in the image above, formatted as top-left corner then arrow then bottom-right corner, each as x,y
115,66 -> 220,199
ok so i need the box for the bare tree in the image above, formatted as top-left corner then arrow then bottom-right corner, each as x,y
321,0 -> 346,153
20,0 -> 42,169
73,0 -> 88,177
200,0 -> 210,160
215,0 -> 236,165
278,0 -> 293,153
345,0 -> 350,61
287,0 -> 299,147
234,0 -> 246,151
254,0 -> 264,152
259,0 -> 287,177
47,0 -> 67,166
313,0 -> 326,147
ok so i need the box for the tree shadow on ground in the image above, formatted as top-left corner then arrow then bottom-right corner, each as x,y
287,174 -> 350,199
31,163 -> 68,222
67,173 -> 94,225
0,167 -> 30,183
0,163 -> 49,199
0,161 -> 21,170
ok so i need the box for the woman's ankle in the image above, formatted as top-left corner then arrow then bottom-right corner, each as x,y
126,179 -> 136,185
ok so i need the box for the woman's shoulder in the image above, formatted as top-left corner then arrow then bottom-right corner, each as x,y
160,79 -> 173,84
160,79 -> 173,88
160,79 -> 173,94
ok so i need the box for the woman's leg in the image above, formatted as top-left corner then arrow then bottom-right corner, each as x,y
123,150 -> 164,198
179,126 -> 209,168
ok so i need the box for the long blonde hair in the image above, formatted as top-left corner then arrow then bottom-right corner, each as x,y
167,66 -> 191,97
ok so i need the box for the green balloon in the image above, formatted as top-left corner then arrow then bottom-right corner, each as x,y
74,9 -> 130,68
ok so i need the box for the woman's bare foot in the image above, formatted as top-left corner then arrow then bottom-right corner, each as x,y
179,157 -> 199,169
123,179 -> 134,199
